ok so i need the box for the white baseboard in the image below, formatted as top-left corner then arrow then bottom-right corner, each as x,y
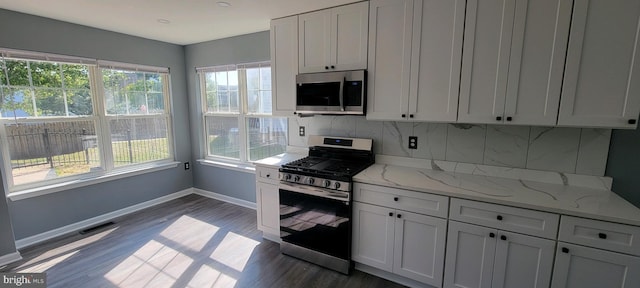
192,188 -> 257,210
354,263 -> 435,288
0,251 -> 22,267
14,188 -> 193,249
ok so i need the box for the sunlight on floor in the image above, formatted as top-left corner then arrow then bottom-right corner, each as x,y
187,264 -> 237,288
105,240 -> 194,287
210,232 -> 260,272
160,215 -> 220,251
16,227 -> 116,272
104,214 -> 261,287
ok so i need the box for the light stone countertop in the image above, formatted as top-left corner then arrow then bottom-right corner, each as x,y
253,152 -> 307,168
354,163 -> 640,227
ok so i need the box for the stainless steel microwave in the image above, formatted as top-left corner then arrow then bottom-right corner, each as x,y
295,70 -> 366,115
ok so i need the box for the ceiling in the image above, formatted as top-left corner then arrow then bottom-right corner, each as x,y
0,0 -> 362,45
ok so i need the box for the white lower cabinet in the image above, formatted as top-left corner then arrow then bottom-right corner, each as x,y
443,221 -> 555,288
256,165 -> 280,240
551,243 -> 640,288
256,182 -> 279,238
353,201 -> 447,287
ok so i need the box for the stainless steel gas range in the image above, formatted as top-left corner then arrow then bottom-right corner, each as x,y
278,136 -> 374,274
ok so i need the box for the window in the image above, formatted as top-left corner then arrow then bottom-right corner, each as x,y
0,49 -> 174,191
198,62 -> 287,163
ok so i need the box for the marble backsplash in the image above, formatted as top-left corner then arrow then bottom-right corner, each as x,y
288,116 -> 612,176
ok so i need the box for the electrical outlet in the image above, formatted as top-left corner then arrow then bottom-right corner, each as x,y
184,162 -> 190,170
408,136 -> 418,149
299,126 -> 306,137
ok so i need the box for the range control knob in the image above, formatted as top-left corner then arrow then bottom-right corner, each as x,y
323,180 -> 331,188
334,182 -> 341,190
293,175 -> 301,182
307,177 -> 315,185
284,174 -> 292,181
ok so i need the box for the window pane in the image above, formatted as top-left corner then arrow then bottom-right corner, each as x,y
247,68 -> 259,91
30,62 -> 62,87
5,60 -> 30,86
260,91 -> 272,114
145,73 -> 163,92
247,90 -> 259,114
260,67 -> 271,90
5,120 -> 101,186
67,89 -> 93,116
34,88 -> 65,116
0,59 -> 6,86
103,69 -> 166,115
1,88 -> 35,117
147,92 -> 164,113
247,66 -> 272,114
247,117 -> 287,161
204,70 -> 239,113
109,117 -> 170,166
62,64 -> 90,90
205,116 -> 239,159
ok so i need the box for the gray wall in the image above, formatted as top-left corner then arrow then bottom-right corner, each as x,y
0,9 -> 193,240
606,128 -> 640,208
185,31 -> 270,202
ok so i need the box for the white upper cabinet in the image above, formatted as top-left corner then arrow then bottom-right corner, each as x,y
366,0 -> 415,120
558,0 -> 640,129
270,16 -> 298,117
458,0 -> 572,125
412,0 -> 466,122
298,1 -> 368,73
367,0 -> 465,122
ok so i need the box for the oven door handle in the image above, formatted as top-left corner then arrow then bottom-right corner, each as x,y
279,182 -> 350,203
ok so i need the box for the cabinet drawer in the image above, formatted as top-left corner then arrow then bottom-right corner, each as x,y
353,183 -> 449,218
256,166 -> 279,184
559,216 -> 640,256
449,198 -> 559,239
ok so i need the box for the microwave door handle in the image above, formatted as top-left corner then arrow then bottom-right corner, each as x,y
339,77 -> 345,111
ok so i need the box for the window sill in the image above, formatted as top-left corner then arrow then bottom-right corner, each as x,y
197,159 -> 256,174
7,161 -> 181,201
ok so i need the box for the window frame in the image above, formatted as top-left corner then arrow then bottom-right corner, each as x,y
0,49 -> 176,194
198,61 -> 286,164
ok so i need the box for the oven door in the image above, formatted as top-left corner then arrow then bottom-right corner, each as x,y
279,182 -> 351,261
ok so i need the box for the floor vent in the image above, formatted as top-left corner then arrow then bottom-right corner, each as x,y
79,221 -> 115,235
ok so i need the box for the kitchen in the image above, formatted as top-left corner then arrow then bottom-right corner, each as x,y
0,0 -> 640,287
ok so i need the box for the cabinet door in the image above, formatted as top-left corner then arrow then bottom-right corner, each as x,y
551,243 -> 640,288
444,221 -> 497,288
412,0 -> 465,122
332,1 -> 369,71
366,0 -> 415,121
298,9 -> 331,73
270,16 -> 298,116
458,0 -> 515,124
503,0 -> 571,125
558,0 -> 640,128
352,202 -> 395,272
393,211 -> 447,286
492,231 -> 555,288
256,182 -> 280,237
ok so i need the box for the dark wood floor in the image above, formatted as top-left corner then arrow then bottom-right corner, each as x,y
2,194 -> 406,288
